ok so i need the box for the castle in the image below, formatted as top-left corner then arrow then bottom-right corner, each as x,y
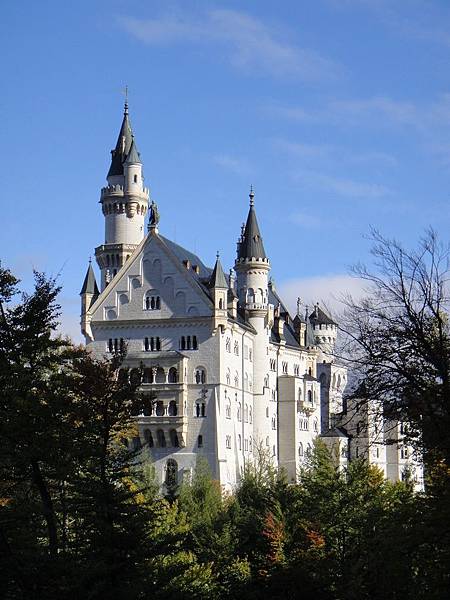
80,103 -> 423,491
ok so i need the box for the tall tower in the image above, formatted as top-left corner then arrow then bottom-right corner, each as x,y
95,102 -> 150,290
235,188 -> 271,441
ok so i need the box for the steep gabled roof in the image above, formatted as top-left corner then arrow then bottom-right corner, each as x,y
80,262 -> 99,297
124,138 -> 141,165
107,103 -> 134,177
209,255 -> 228,288
309,304 -> 336,326
237,193 -> 267,261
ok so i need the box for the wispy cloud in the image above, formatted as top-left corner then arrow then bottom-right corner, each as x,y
278,273 -> 367,318
212,154 -> 252,176
290,211 -> 322,229
274,138 -> 397,167
120,9 -> 341,81
267,95 -> 420,128
295,170 -> 393,199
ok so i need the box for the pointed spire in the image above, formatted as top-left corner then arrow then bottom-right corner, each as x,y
124,137 -> 141,165
107,101 -> 135,177
80,261 -> 100,298
237,188 -> 267,261
210,253 -> 228,288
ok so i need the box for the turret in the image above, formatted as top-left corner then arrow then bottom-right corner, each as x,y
309,303 -> 338,359
80,259 -> 99,342
209,253 -> 228,331
235,187 -> 270,312
95,102 -> 150,290
234,188 -> 271,442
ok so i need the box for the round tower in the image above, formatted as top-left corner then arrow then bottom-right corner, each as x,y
235,188 -> 271,442
309,303 -> 338,359
95,102 -> 150,290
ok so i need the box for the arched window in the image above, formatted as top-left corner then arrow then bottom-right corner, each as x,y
192,336 -> 198,350
234,341 -> 239,355
298,442 -> 304,457
180,336 -> 186,350
234,372 -> 239,387
170,429 -> 179,447
144,429 -> 154,447
195,403 -> 200,417
249,406 -> 252,424
266,436 -> 270,447
155,401 -> 164,416
226,368 -> 231,385
168,367 -> 178,383
195,367 -> 206,384
307,389 -> 313,404
219,298 -> 224,309
157,429 -> 166,447
226,338 -> 231,352
130,369 -> 141,386
237,403 -> 242,422
168,400 -> 177,416
244,404 -> 249,423
133,174 -> 138,183
198,435 -> 203,448
201,403 -> 206,417
238,434 -> 242,450
313,418 -> 318,433
244,373 -> 249,391
165,459 -> 178,487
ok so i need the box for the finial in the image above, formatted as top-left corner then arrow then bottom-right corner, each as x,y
249,185 -> 255,206
89,256 -> 92,265
297,297 -> 301,316
123,85 -> 129,114
240,222 -> 245,236
216,251 -> 220,260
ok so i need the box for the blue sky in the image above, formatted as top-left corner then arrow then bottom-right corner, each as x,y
2,0 -> 450,341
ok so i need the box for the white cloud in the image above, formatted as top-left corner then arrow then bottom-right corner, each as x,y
290,211 -> 322,229
212,154 -> 251,176
120,9 -> 340,81
294,170 -> 393,199
278,274 -> 368,319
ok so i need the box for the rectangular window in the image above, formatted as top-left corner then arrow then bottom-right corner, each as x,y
226,435 -> 231,449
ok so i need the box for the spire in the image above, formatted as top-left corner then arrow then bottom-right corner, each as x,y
107,101 -> 135,177
237,188 -> 267,261
124,137 -> 141,165
80,261 -> 100,298
210,253 -> 228,288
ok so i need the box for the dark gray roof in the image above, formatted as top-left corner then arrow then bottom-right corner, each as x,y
80,263 -> 100,298
209,256 -> 228,288
237,203 -> 267,260
159,235 -> 212,279
124,138 -> 141,165
107,105 -> 134,177
268,286 -> 301,349
309,305 -> 336,326
321,426 -> 349,439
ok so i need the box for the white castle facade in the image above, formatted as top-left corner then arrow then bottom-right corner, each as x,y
80,104 -> 423,491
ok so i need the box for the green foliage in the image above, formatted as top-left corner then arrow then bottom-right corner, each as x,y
1,264 -> 450,599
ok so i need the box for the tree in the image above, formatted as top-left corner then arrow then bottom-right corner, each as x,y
340,229 -> 450,465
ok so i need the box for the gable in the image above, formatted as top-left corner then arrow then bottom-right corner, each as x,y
90,232 -> 213,323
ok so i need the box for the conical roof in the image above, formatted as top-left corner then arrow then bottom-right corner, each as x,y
210,255 -> 228,288
80,262 -> 100,298
124,137 -> 141,165
237,192 -> 267,261
107,102 -> 134,177
309,304 -> 336,326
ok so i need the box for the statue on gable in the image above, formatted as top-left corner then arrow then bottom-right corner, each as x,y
148,200 -> 160,229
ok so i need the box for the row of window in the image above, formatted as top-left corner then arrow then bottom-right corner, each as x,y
140,430 -> 205,451
269,359 -> 302,377
145,295 -> 161,310
225,338 -> 241,356
119,366 -> 207,385
144,337 -> 161,352
226,434 -> 253,452
180,335 -> 198,350
108,338 -> 125,353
